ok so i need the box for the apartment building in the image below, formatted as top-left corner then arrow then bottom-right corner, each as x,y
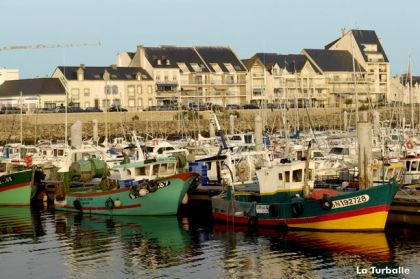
326,29 -> 390,105
243,53 -> 328,107
0,78 -> 65,110
389,75 -> 420,104
118,45 -> 247,106
302,49 -> 368,107
52,65 -> 155,111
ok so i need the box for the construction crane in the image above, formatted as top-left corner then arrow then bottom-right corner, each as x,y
0,41 -> 101,51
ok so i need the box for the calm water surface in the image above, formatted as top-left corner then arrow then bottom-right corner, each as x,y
0,206 -> 419,279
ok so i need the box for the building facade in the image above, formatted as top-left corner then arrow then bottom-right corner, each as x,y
119,45 -> 247,106
52,65 -> 155,111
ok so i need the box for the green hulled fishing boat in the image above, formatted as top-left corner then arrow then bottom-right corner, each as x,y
0,169 -> 35,206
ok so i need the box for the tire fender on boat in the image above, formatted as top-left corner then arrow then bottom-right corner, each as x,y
291,202 -> 304,216
268,204 -> 279,217
147,181 -> 158,192
105,198 -> 115,210
73,199 -> 82,211
320,196 -> 333,210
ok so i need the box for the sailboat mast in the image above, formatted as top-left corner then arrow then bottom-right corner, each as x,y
409,55 -> 414,137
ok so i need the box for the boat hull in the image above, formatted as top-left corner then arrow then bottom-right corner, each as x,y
0,169 -> 34,206
212,181 -> 400,231
55,172 -> 199,215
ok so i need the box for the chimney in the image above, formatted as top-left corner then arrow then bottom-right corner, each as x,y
77,64 -> 85,81
137,45 -> 145,68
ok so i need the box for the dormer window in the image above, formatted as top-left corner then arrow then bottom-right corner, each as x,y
157,59 -> 162,65
165,59 -> 170,65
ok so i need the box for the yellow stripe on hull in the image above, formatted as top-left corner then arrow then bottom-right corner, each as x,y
288,211 -> 389,231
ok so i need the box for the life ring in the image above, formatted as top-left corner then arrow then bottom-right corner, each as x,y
268,204 -> 279,217
406,141 -> 414,149
291,202 -> 304,216
320,196 -> 333,210
73,199 -> 82,211
152,139 -> 159,146
105,198 -> 114,210
147,181 -> 158,192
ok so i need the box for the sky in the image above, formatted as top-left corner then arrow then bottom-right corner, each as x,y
0,0 -> 418,78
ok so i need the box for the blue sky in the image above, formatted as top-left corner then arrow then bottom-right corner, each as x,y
0,0 -> 418,78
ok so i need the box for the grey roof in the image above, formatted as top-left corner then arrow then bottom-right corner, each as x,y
57,66 -> 152,80
400,74 -> 420,86
351,30 -> 388,62
144,47 -> 178,69
325,29 -> 388,63
127,52 -> 136,59
144,46 -> 210,73
304,49 -> 366,72
253,53 -> 312,73
0,78 -> 65,97
194,47 -> 246,73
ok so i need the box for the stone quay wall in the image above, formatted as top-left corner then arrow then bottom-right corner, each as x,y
0,107 -> 414,144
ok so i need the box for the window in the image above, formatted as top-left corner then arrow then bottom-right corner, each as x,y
224,63 -> 235,72
285,171 -> 290,182
105,85 -> 112,95
138,99 -> 143,108
191,63 -> 202,72
112,85 -> 118,95
71,88 -> 80,100
128,85 -> 135,97
148,98 -> 153,107
128,98 -> 135,107
278,173 -> 283,181
177,63 -> 189,73
135,167 -> 146,176
292,169 -> 303,182
148,85 -> 152,94
84,88 -> 90,97
137,85 -> 142,95
210,63 -> 223,73
152,164 -> 159,175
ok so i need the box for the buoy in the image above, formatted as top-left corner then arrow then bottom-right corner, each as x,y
139,188 -> 148,196
114,199 -> 121,208
181,193 -> 188,205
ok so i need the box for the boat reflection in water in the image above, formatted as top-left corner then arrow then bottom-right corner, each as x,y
54,212 -> 192,277
212,223 -> 392,278
0,206 -> 44,241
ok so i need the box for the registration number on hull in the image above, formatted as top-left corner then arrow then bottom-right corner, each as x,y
332,194 -> 369,209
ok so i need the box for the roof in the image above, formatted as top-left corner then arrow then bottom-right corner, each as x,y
253,53 -> 311,73
325,29 -> 388,63
400,74 -> 420,86
194,47 -> 247,73
0,78 -> 65,97
351,29 -> 388,62
303,49 -> 366,72
127,52 -> 136,59
57,66 -> 152,80
155,46 -> 210,73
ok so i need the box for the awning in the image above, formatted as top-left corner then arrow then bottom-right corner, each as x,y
157,83 -> 177,87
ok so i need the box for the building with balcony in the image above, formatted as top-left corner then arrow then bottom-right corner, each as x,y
243,53 -> 327,107
302,49 -> 368,108
52,65 -> 154,111
0,78 -> 65,111
119,45 -> 247,107
325,29 -> 389,105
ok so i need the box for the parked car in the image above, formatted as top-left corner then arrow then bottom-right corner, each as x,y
243,103 -> 259,109
35,107 -> 55,113
108,106 -> 128,112
85,107 -> 103,112
0,107 -> 25,114
55,106 -> 66,113
226,104 -> 241,110
68,107 -> 85,113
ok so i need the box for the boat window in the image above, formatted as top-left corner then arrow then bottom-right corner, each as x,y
329,147 -> 344,155
167,163 -> 175,174
244,134 -> 253,144
135,167 -> 146,176
292,169 -> 303,182
285,171 -> 290,182
412,161 -> 418,171
278,173 -> 283,181
153,164 -> 159,175
206,162 -> 212,170
159,164 -> 168,174
157,148 -> 164,154
405,161 -> 411,171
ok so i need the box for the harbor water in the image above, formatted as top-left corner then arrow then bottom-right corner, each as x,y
0,206 -> 419,279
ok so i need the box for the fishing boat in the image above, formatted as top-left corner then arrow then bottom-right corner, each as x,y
54,157 -> 200,215
0,168 -> 37,206
211,158 -> 399,231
